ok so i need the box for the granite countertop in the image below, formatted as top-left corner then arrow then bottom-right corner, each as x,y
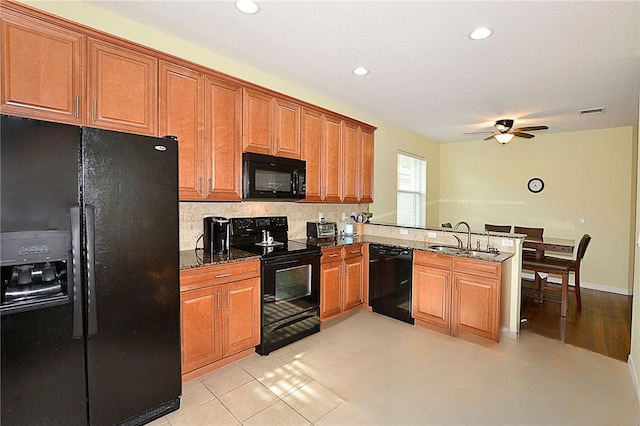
298,235 -> 514,263
181,234 -> 514,270
179,248 -> 261,270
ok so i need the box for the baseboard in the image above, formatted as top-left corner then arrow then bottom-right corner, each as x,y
520,272 -> 632,296
628,354 -> 640,401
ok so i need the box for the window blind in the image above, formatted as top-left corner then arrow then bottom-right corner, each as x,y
397,152 -> 426,227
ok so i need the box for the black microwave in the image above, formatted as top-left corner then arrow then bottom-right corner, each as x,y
242,153 -> 306,200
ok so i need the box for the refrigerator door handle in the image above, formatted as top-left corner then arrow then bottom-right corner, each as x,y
86,204 -> 98,337
70,206 -> 84,338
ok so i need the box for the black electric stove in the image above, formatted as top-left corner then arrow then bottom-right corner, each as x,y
229,216 -> 320,258
229,216 -> 321,355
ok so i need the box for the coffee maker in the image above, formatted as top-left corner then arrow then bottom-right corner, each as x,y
203,216 -> 229,254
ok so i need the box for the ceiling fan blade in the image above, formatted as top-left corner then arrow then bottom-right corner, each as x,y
464,131 -> 494,135
513,132 -> 535,139
483,134 -> 496,140
513,125 -> 548,132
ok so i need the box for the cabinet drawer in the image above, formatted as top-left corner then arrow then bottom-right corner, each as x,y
452,257 -> 501,279
321,247 -> 343,263
343,244 -> 363,259
414,250 -> 453,269
180,259 -> 260,291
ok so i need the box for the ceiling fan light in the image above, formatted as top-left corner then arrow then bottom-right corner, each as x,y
494,133 -> 514,144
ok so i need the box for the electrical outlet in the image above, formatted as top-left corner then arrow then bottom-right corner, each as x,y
400,228 -> 409,235
341,212 -> 347,221
501,239 -> 514,247
318,212 -> 324,222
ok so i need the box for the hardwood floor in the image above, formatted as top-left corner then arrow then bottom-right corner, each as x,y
520,279 -> 632,362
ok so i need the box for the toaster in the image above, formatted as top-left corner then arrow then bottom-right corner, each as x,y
307,221 -> 337,239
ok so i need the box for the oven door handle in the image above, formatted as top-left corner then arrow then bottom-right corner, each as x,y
262,251 -> 321,265
266,310 -> 318,334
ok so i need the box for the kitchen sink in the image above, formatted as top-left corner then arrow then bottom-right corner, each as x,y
428,245 -> 499,260
428,245 -> 463,254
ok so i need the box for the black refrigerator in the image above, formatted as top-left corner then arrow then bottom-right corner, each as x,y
0,115 -> 182,425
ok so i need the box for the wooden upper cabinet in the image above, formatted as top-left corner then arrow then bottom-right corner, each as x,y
272,97 -> 301,158
159,61 -> 205,199
322,114 -> 342,202
87,38 -> 157,136
359,126 -> 375,203
242,87 -> 271,154
242,87 -> 301,159
301,107 -> 323,202
1,9 -> 84,124
204,76 -> 242,201
341,120 -> 359,203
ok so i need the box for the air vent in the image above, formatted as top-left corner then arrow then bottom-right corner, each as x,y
579,107 -> 605,116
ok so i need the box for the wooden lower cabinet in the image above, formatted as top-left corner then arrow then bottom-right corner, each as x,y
412,251 -> 501,342
320,244 -> 364,320
180,260 -> 260,379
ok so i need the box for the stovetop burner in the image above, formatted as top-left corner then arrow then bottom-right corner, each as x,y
229,216 -> 320,259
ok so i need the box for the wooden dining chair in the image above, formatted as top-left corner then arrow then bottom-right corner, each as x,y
535,234 -> 591,312
441,222 -> 452,228
514,226 -> 544,259
485,224 -> 511,233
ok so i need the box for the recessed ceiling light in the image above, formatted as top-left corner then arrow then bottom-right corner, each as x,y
236,0 -> 259,14
469,27 -> 493,41
352,67 -> 369,76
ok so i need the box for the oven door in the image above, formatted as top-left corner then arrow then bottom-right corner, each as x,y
261,251 -> 320,326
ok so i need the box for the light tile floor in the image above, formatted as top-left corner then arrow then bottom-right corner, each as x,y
150,310 -> 639,425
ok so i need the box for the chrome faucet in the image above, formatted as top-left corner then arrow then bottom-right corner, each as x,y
454,221 -> 472,250
453,235 -> 463,249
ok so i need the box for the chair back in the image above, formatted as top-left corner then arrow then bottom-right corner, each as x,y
485,224 -> 511,233
514,226 -> 544,239
576,234 -> 591,263
441,222 -> 452,228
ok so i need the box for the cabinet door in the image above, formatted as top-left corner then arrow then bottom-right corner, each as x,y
322,114 -> 342,202
222,277 -> 260,357
341,121 -> 359,202
359,126 -> 375,203
343,255 -> 364,311
242,87 -> 272,154
320,260 -> 342,320
412,264 -> 452,333
87,38 -> 157,136
273,97 -> 300,159
1,11 -> 84,124
180,286 -> 222,373
204,76 -> 242,201
301,107 -> 323,202
159,61 -> 205,200
452,273 -> 499,341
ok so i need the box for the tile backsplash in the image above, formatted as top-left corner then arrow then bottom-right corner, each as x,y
179,201 -> 369,251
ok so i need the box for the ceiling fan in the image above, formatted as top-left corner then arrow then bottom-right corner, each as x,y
474,119 -> 549,144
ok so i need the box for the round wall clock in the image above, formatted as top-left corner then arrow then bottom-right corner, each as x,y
527,177 -> 544,193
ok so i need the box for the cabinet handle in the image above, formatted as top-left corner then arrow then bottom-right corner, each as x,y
328,253 -> 339,258
216,291 -> 221,309
350,249 -> 360,254
215,273 -> 232,278
93,100 -> 97,122
199,177 -> 203,194
226,290 -> 230,307
75,97 -> 80,119
208,178 -> 213,193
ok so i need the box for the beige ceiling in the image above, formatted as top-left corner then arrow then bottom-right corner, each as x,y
86,0 -> 640,143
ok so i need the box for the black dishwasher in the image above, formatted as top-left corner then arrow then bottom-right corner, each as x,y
369,245 -> 414,324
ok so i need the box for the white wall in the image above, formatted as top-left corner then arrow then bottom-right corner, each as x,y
439,127 -> 636,295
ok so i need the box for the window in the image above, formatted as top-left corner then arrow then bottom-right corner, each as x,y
397,152 -> 426,227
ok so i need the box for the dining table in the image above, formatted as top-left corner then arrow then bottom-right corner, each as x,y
523,236 -> 575,260
521,236 -> 575,341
